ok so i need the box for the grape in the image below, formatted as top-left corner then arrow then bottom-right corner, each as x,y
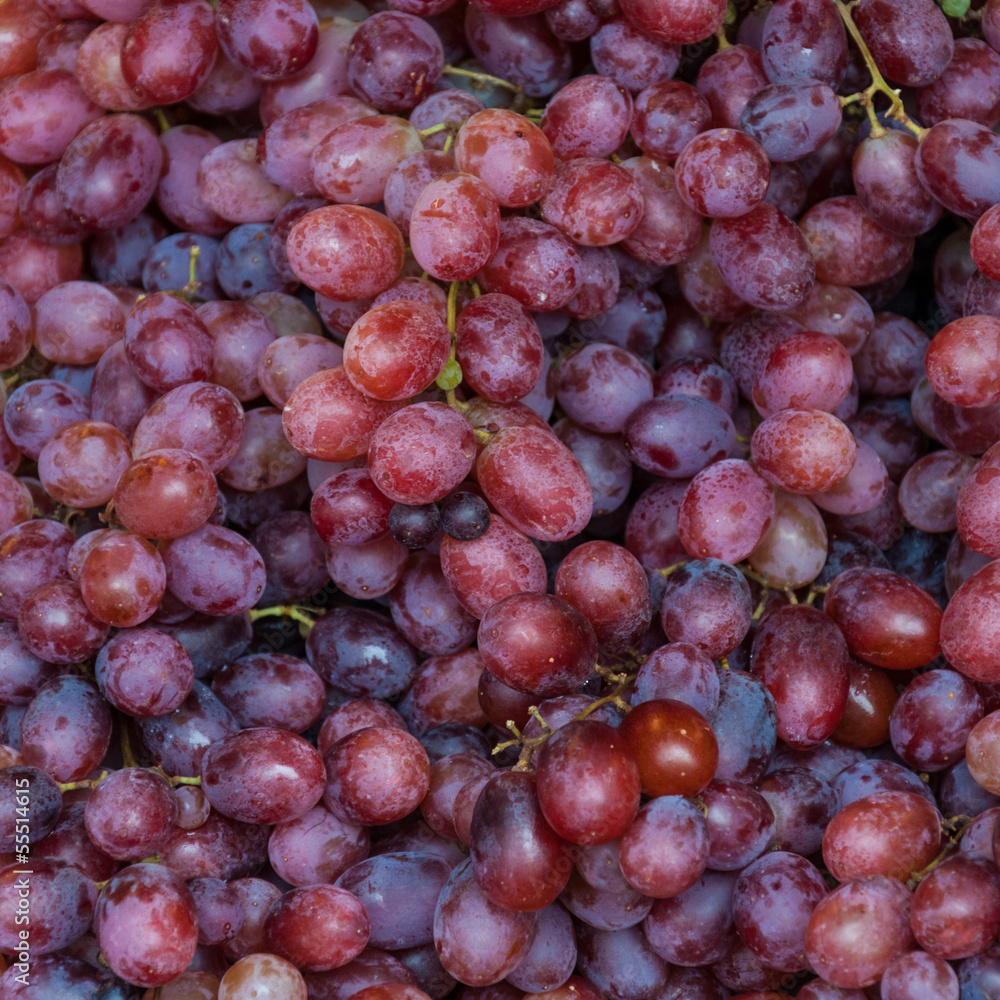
856,313 -> 929,400
307,605 -> 418,699
346,10 -> 442,110
439,512 -> 546,617
389,503 -> 443,550
618,697 -> 717,799
618,0 -> 725,44
618,795 -> 710,899
853,0 -> 953,87
0,68 -> 102,165
55,113 -> 161,232
262,884 -> 370,972
257,16 -> 355,123
0,280 -> 32,370
287,206 -> 404,302
761,0 -> 846,85
535,720 -> 640,846
801,195 -> 915,286
282,366 -> 400,463
410,90 -> 484,151
17,579 -> 109,665
142,231 -> 221,299
409,172 -> 501,282
752,331 -> 852,419
743,82 -> 842,166
198,299 -> 277,401
674,128 -> 769,219
555,420 -> 632,517
658,559 -> 749,657
653,354 -> 739,416
709,203 -> 816,310
83,767 -> 176,861
824,566 -> 942,670
556,344 -> 652,436
257,334 -> 341,409
701,780 -> 776,871
33,280 -> 124,365
926,315 -> 1000,407
751,408 -> 856,495
95,863 -> 198,988
477,425 -> 592,542
917,118 -> 1000,221
311,468 -> 394,548
853,130 -> 943,238
554,540 -> 651,653
433,858 -> 537,986
323,726 -> 430,826
678,458 -> 776,563
748,490 -> 828,587
880,950 -> 960,1000
625,395 -> 735,479
469,770 -> 572,912
642,868 -> 737,967
465,8 -> 571,98
540,158 -> 644,247
3,378 -> 91,461
589,18 -> 679,92
120,0 -> 217,105
733,851 -> 827,972
618,157 -> 703,269
480,217 -> 582,312
0,471 -> 33,535
212,653 -> 324,733
388,552 -> 477,656
312,115 -> 423,207
539,75 -> 632,160
369,403 -> 477,505
454,109 -> 555,209
36,420 -> 131,509
478,591 -> 596,697
344,303 -> 450,401
201,727 -> 325,825
576,923 -> 670,1000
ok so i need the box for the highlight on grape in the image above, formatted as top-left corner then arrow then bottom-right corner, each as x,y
3,0 -> 1000,996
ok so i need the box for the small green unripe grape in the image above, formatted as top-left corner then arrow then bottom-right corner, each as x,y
436,358 -> 463,391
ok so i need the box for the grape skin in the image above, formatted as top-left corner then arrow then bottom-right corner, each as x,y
7,3 -> 1000,996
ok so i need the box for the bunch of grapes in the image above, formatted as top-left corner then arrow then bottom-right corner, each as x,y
6,0 -> 1000,997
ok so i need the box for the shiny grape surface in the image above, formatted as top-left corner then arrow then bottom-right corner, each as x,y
3,0 -> 1000,996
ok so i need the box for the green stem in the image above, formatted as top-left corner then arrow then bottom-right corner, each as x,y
247,604 -> 319,630
417,122 -> 449,138
495,667 -> 637,772
442,64 -> 522,94
833,0 -> 926,138
437,281 -> 464,404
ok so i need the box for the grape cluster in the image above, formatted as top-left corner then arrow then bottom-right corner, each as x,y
4,0 -> 1000,997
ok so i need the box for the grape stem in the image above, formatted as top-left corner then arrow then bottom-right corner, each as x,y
906,814 -> 974,888
437,281 -> 464,406
58,772 -> 109,792
247,603 -> 319,631
493,666 -> 636,771
121,720 -> 138,768
152,108 -> 171,134
656,561 -> 691,578
833,0 -> 927,139
417,123 -> 449,139
441,64 -> 522,94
